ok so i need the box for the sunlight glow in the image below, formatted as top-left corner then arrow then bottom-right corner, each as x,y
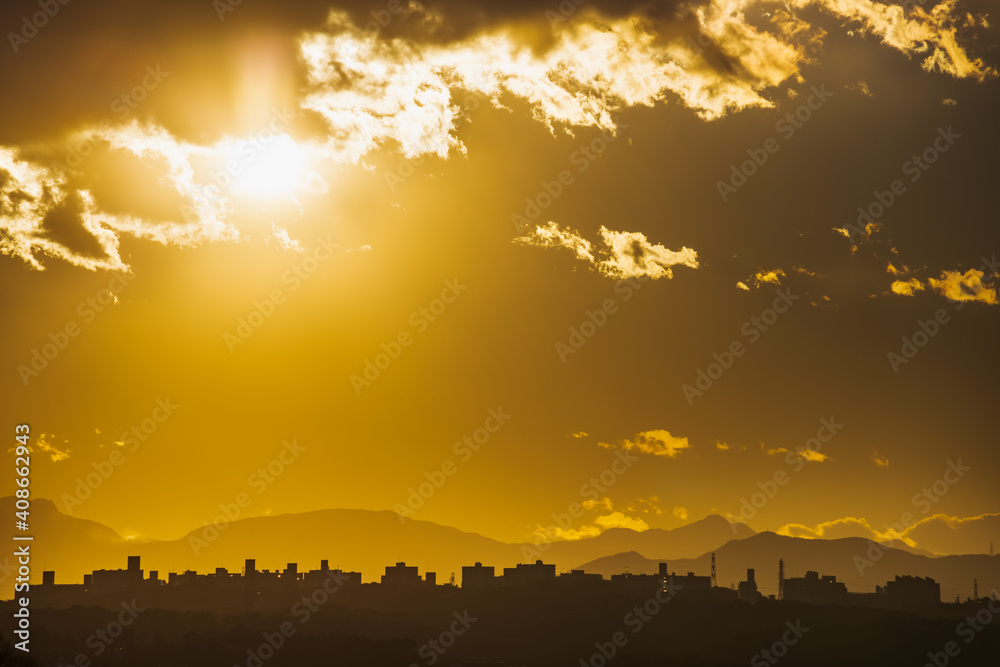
224,133 -> 305,197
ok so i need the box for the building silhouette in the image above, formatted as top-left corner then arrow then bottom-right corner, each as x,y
884,575 -> 940,607
501,560 -> 556,586
381,562 -> 422,586
462,562 -> 495,589
26,554 -> 952,614
738,568 -> 761,603
558,569 -> 603,585
783,571 -> 848,604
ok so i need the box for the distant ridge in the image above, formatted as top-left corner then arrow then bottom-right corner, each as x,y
3,498 -> 995,604
577,531 -> 1000,601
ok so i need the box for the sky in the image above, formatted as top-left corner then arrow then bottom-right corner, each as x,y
1,0 -> 998,554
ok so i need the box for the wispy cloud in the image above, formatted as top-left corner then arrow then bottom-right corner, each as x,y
928,269 -> 998,304
872,449 -> 889,468
1,0 -> 993,272
600,429 -> 691,458
890,278 -> 924,296
516,222 -> 698,280
534,496 -> 650,541
15,433 -> 73,463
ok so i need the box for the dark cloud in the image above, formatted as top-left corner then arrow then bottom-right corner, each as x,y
39,190 -> 107,260
0,0 -> 706,145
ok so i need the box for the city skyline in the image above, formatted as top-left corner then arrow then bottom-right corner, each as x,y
30,553 -> 970,607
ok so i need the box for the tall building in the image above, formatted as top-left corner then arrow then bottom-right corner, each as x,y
669,571 -> 712,593
462,562 -> 496,589
304,561 -> 362,587
501,560 -> 556,586
783,571 -> 847,604
382,562 -> 422,586
91,557 -> 144,592
738,568 -> 760,603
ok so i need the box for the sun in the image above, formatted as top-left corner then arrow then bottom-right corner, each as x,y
224,133 -> 305,197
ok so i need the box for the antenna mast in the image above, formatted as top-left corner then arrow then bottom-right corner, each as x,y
778,559 -> 785,601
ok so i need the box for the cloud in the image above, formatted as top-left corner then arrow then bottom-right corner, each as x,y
849,80 -> 873,96
26,433 -> 71,463
594,512 -> 650,531
600,429 -> 691,458
597,227 -> 700,280
716,439 -> 746,451
763,444 -> 828,462
778,513 -> 1000,555
833,221 -> 882,250
777,516 -> 890,541
887,262 -> 913,276
626,496 -> 664,515
673,506 -> 689,521
582,497 -> 614,512
516,222 -> 698,280
736,281 -> 750,291
872,449 -> 889,467
900,513 -> 1000,555
927,268 -> 998,304
0,124 -> 252,271
890,278 -> 924,296
0,0 -> 993,272
755,268 -> 786,286
793,0 -> 995,80
569,431 -> 589,439
1,148 -> 122,271
534,498 -> 650,540
297,2 -> 811,164
791,266 -> 821,278
271,224 -> 303,252
515,221 -> 595,263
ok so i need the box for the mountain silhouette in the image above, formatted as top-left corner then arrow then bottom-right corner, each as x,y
5,498 -> 996,605
577,531 -> 1000,601
2,498 -> 748,596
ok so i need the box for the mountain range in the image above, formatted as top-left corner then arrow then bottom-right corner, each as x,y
4,497 -> 996,603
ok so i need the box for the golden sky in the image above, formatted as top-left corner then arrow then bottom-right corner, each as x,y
1,0 -> 998,553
